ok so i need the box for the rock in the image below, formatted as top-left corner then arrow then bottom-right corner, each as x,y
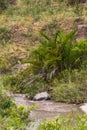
12,63 -> 30,73
9,0 -> 16,5
33,92 -> 51,101
77,24 -> 87,41
80,103 -> 87,114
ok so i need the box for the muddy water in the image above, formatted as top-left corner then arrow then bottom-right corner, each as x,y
13,94 -> 82,130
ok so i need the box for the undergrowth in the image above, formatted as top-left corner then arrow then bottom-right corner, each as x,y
37,114 -> 87,130
3,30 -> 87,103
0,77 -> 32,130
0,0 -> 87,129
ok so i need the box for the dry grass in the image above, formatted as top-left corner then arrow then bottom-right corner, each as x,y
0,0 -> 87,71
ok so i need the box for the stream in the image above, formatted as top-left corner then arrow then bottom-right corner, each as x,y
13,94 -> 85,130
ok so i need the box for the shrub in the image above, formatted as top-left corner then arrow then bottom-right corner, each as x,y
4,30 -> 87,102
51,82 -> 85,103
0,77 -> 31,129
51,68 -> 87,103
38,115 -> 87,130
29,30 -> 87,80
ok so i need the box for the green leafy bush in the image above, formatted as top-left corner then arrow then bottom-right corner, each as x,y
0,77 -> 31,129
3,30 -> 87,103
29,30 -> 87,79
51,82 -> 85,103
51,67 -> 87,103
38,115 -> 87,130
3,69 -> 47,95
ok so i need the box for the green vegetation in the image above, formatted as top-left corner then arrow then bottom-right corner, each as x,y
4,30 -> 87,103
51,68 -> 87,103
0,0 -> 86,103
38,115 -> 87,130
30,30 -> 87,75
0,0 -> 87,129
0,27 -> 12,44
0,77 -> 32,129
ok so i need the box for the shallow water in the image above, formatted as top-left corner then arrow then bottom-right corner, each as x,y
13,94 -> 83,130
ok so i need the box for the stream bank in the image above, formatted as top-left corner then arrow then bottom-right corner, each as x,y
13,94 -> 86,130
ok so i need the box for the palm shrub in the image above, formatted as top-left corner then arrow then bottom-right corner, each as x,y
29,30 -> 87,79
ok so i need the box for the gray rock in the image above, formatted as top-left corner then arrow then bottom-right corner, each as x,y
12,63 -> 30,73
33,92 -> 51,101
80,103 -> 87,114
77,24 -> 87,41
9,0 -> 16,5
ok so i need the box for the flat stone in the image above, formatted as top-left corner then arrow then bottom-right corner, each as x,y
12,63 -> 30,73
77,24 -> 87,41
9,0 -> 16,5
80,103 -> 87,114
33,92 -> 51,101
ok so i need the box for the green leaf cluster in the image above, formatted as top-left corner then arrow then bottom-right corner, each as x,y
0,77 -> 31,130
38,115 -> 87,130
30,30 -> 87,79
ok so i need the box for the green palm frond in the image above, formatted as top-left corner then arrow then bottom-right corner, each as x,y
29,29 -> 87,79
40,31 -> 51,42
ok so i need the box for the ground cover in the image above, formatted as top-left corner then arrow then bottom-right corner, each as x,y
0,0 -> 87,108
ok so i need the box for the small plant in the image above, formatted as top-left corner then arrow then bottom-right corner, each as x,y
29,30 -> 87,80
0,77 -> 31,129
51,66 -> 87,103
37,115 -> 87,130
51,82 -> 85,103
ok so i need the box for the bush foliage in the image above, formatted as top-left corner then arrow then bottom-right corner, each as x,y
3,29 -> 87,103
0,77 -> 31,129
29,30 -> 87,80
38,115 -> 87,130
